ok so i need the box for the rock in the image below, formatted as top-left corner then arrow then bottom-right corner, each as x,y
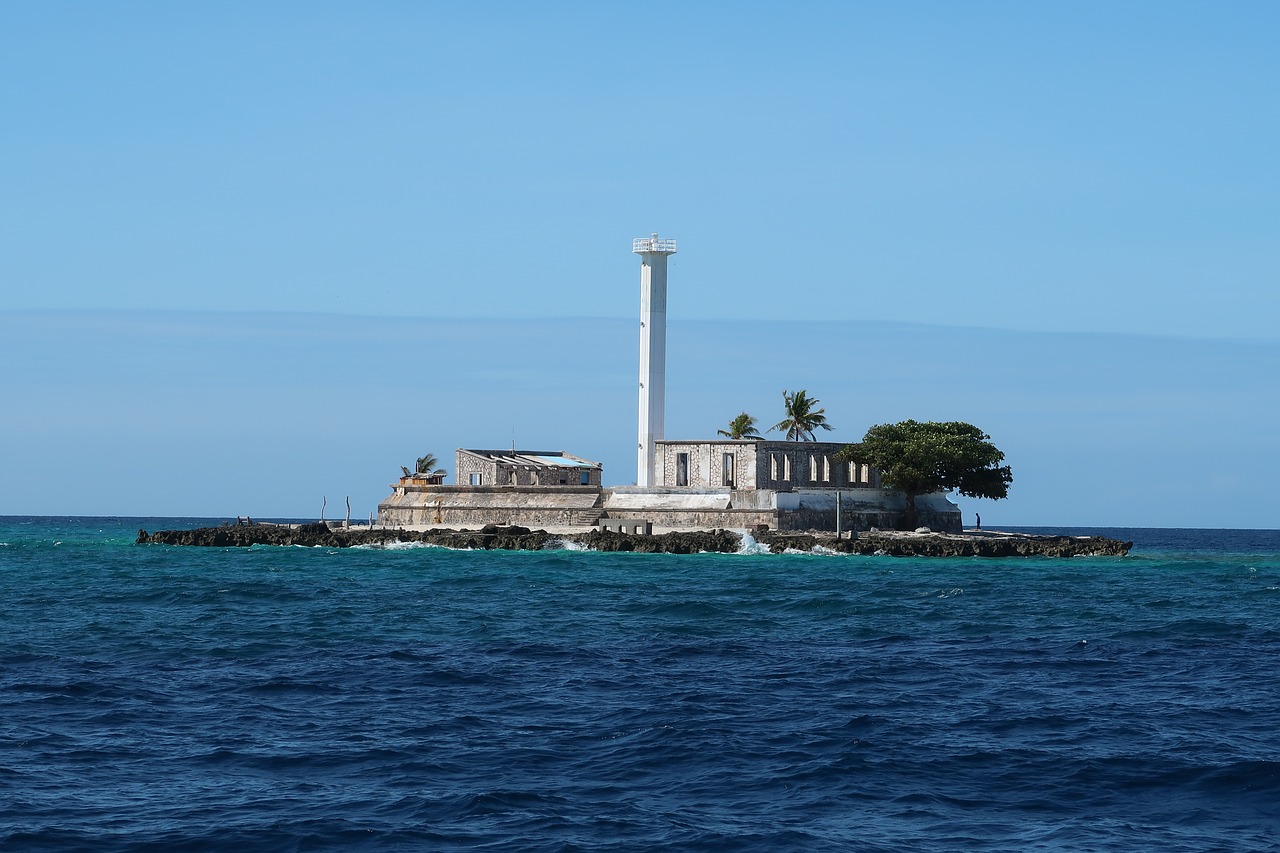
574,528 -> 741,554
846,531 -> 1132,558
136,523 -> 1132,558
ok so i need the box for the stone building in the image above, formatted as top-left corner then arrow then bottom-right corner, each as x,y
377,450 -> 606,529
375,442 -> 961,533
654,440 -> 878,491
454,449 -> 602,488
595,438 -> 960,533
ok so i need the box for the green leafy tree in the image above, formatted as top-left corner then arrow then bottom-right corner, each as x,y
415,452 -> 439,475
717,412 -> 762,440
770,389 -> 833,441
837,420 -> 1012,529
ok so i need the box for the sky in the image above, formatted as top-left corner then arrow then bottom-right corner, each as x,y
2,3 -> 1277,526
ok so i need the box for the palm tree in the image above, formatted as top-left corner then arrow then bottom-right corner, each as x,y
717,412 -> 762,440
770,389 -> 834,441
414,452 -> 439,474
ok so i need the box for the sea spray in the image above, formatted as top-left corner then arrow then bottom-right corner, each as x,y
735,530 -> 772,555
548,538 -> 592,552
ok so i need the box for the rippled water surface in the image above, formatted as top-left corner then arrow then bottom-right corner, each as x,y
2,518 -> 1278,851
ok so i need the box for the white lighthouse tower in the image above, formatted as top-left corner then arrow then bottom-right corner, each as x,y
633,232 -> 677,487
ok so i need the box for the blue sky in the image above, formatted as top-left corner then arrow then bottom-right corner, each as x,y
2,3 -> 1276,526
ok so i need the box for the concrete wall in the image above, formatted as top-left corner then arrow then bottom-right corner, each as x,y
604,484 -> 957,532
378,485 -> 603,528
377,483 -> 961,534
654,441 -> 758,489
655,440 -> 880,492
753,442 -> 880,491
604,486 -> 960,533
771,489 -> 960,533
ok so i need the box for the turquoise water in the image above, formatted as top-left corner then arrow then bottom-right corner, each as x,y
2,517 -> 1278,850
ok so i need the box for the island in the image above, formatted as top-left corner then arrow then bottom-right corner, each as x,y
136,522 -> 1131,557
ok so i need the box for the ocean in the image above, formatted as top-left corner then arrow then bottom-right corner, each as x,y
2,517 -> 1277,851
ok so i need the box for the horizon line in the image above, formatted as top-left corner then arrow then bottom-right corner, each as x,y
4,307 -> 1276,347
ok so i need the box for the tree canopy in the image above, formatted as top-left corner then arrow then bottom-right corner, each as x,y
717,412 -> 762,440
837,420 -> 1012,529
770,389 -> 833,441
415,453 -> 440,475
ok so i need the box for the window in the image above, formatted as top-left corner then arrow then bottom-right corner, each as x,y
847,461 -> 858,484
469,473 -> 482,486
770,454 -> 779,481
676,453 -> 689,487
722,453 -> 734,487
580,471 -> 590,485
782,454 -> 791,482
809,454 -> 819,482
823,456 -> 831,482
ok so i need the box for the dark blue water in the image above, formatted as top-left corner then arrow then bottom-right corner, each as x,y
2,518 -> 1278,851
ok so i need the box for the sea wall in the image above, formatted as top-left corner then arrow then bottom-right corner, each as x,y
602,487 -> 962,534
378,485 -> 603,528
376,484 -> 962,533
772,489 -> 961,533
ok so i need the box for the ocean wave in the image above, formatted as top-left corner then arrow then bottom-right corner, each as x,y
736,532 -> 772,555
351,540 -> 448,551
547,538 -> 592,552
4,517 -> 1280,851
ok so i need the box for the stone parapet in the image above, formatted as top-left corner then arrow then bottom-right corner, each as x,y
378,485 -> 603,527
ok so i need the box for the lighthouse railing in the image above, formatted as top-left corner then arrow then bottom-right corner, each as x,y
632,237 -> 677,254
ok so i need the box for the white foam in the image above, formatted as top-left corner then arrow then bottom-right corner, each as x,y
548,538 -> 592,551
365,540 -> 448,551
736,532 -> 772,555
343,540 -> 453,551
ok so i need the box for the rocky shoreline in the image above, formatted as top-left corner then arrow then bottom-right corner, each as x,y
136,523 -> 1132,557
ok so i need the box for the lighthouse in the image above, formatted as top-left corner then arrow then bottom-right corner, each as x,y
632,233 -> 677,487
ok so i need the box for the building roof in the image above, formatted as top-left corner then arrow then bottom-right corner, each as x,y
655,439 -> 847,449
459,449 -> 601,469
524,454 -> 595,468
